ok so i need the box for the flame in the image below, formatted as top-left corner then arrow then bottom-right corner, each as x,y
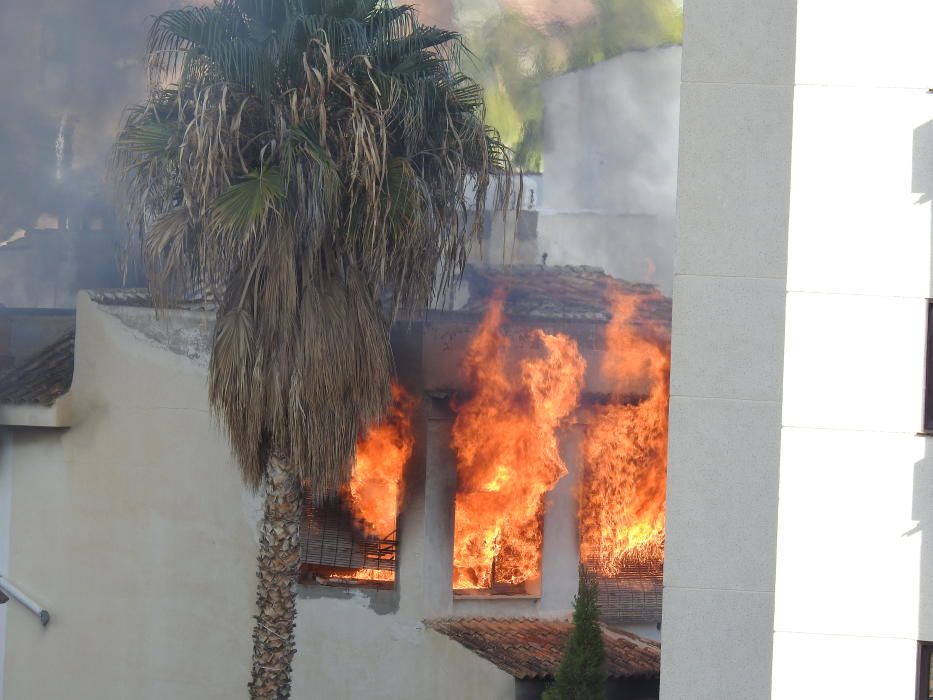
347,383 -> 416,538
452,296 -> 586,589
580,290 -> 670,574
330,569 -> 396,583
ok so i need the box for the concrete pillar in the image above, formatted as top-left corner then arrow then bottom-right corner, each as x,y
661,1 -> 795,697
539,426 -> 583,615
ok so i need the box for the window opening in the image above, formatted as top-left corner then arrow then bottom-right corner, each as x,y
918,642 -> 932,700
924,301 -> 933,433
298,491 -> 397,588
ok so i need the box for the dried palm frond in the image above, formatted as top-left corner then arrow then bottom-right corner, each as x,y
113,0 -> 511,490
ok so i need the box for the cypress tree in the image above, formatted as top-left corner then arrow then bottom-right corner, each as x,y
544,565 -> 607,700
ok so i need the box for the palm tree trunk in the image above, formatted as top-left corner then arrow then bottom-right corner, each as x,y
249,454 -> 302,699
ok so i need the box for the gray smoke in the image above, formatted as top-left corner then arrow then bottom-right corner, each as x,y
0,0 -> 454,241
0,0 -> 681,297
0,0 -> 196,239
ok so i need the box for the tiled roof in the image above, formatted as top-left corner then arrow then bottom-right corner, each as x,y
89,288 -> 217,311
89,269 -> 674,327
426,617 -> 660,680
0,332 -> 75,406
462,265 -> 671,324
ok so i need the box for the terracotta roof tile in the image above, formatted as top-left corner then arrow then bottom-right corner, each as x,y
426,617 -> 660,680
463,265 -> 671,325
0,332 -> 75,406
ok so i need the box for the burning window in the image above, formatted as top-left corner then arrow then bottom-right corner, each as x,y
298,492 -> 398,586
299,384 -> 415,587
446,279 -> 671,610
450,296 -> 586,594
580,289 -> 670,622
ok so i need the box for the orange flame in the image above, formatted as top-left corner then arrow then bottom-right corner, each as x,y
347,383 -> 416,538
580,291 -> 670,573
452,296 -> 586,589
330,569 -> 396,583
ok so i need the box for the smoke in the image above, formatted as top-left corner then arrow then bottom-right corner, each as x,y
0,0 -> 198,238
0,0 -> 681,232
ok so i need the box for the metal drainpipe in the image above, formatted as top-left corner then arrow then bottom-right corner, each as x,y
0,575 -> 49,626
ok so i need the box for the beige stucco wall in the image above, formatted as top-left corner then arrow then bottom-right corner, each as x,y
2,295 -> 257,699
292,597 -> 514,700
0,294 -> 517,700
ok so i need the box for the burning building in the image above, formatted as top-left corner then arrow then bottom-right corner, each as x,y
0,263 -> 669,699
297,264 -> 671,635
0,36 -> 680,700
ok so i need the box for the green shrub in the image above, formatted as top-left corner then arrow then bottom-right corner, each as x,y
543,566 -> 607,700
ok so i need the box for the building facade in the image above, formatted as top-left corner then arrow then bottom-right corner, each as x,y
0,287 -> 663,700
663,2 -> 933,698
0,42 -> 684,700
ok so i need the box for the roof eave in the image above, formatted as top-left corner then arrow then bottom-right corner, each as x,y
0,392 -> 72,428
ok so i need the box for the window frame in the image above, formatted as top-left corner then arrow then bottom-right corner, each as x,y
298,491 -> 398,589
923,301 -> 933,434
918,641 -> 932,700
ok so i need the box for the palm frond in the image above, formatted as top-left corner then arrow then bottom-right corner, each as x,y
212,166 -> 285,234
114,0 -> 513,490
115,121 -> 180,156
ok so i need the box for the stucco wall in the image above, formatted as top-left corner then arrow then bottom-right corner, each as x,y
291,597 -> 515,700
2,297 -> 257,699
0,296 -> 521,699
664,1 -> 933,698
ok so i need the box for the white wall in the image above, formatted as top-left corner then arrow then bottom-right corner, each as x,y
0,297 -> 521,700
772,4 -> 933,696
665,1 -> 933,698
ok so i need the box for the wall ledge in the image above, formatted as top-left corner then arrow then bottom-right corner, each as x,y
0,393 -> 72,428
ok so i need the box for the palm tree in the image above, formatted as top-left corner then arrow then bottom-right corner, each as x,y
113,2 -> 510,697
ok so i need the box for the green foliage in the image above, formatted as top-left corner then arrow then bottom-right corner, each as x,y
565,0 -> 683,70
212,167 -> 286,234
113,0 -> 511,492
544,566 -> 607,700
460,0 -> 683,170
